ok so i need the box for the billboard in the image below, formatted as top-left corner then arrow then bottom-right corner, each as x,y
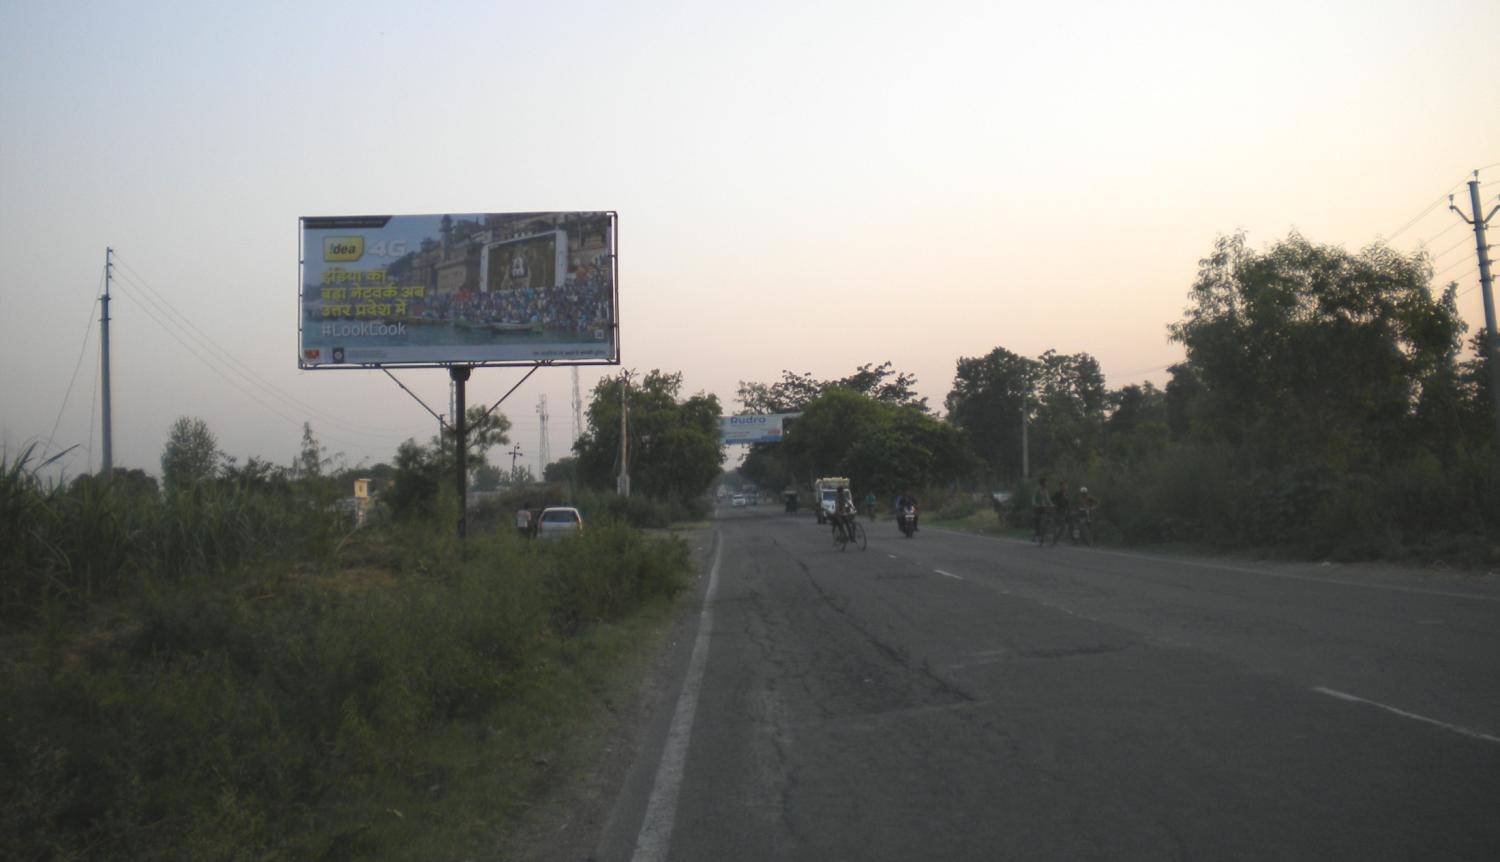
299,212 -> 617,368
721,414 -> 799,445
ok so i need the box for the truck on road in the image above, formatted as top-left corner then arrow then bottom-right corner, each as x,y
812,477 -> 850,524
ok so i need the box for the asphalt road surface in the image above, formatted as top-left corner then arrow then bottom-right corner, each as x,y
596,505 -> 1500,861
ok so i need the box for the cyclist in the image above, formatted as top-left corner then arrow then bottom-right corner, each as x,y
1074,486 -> 1098,543
832,484 -> 858,541
1032,477 -> 1052,545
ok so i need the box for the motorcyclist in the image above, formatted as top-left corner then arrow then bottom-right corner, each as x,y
897,491 -> 919,532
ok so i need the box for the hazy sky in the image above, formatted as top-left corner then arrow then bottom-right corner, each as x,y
2,0 -> 1496,480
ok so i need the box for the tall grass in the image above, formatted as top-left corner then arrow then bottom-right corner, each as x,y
0,447 -> 345,624
0,461 -> 692,859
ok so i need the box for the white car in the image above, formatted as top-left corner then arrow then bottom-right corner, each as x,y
731,494 -> 747,507
535,506 -> 584,539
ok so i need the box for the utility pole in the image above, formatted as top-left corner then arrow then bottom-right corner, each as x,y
451,365 -> 471,540
1451,173 -> 1500,441
537,394 -> 550,476
1020,399 -> 1029,480
100,247 -> 113,477
571,366 -> 584,445
616,371 -> 630,496
508,443 -> 524,482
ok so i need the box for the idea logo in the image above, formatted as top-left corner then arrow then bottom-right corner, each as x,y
303,348 -> 321,362
323,236 -> 365,262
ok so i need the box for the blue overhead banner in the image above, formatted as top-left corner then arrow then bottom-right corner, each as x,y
720,413 -> 798,445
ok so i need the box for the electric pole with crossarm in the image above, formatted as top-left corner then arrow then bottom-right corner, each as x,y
1451,171 -> 1500,441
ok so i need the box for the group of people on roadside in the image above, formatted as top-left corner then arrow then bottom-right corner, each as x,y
1030,477 -> 1097,546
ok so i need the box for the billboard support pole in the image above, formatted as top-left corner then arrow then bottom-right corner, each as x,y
451,365 -> 471,541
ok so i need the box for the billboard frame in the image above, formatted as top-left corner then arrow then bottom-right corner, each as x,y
296,211 -> 620,370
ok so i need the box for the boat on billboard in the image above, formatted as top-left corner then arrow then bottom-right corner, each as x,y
299,211 -> 618,368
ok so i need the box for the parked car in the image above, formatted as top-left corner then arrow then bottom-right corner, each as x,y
732,494 -> 748,507
535,506 -> 584,539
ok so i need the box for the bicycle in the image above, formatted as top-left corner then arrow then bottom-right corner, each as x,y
1033,507 -> 1053,546
832,516 -> 867,551
1072,506 -> 1094,546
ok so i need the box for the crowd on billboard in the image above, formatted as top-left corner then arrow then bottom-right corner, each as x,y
419,264 -> 612,335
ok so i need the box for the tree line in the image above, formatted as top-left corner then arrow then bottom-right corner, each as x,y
736,232 -> 1498,560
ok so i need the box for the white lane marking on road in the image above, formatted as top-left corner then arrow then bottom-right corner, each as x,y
925,527 -> 1500,603
1312,686 -> 1500,745
935,569 -> 963,580
632,531 -> 724,862
887,554 -> 898,559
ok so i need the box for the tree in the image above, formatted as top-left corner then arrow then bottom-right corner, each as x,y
1168,232 -> 1465,470
944,346 -> 1037,481
160,416 -> 220,493
943,347 -> 1105,479
573,370 -> 724,502
779,387 -> 971,497
543,456 -> 579,485
1105,383 -> 1168,463
736,362 -> 930,490
1030,349 -> 1107,469
295,422 -> 327,478
737,361 -> 928,415
387,438 -> 441,520
472,462 -> 503,492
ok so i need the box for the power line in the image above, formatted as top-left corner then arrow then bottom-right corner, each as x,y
111,257 -> 419,437
109,268 -> 425,445
43,264 -> 104,460
1429,231 -> 1479,265
1415,217 -> 1467,251
1386,178 -> 1469,241
108,276 -> 414,455
1434,254 -> 1478,279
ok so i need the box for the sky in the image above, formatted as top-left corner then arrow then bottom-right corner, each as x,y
2,0 -> 1497,481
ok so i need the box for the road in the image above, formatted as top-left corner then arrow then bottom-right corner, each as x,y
596,505 -> 1500,860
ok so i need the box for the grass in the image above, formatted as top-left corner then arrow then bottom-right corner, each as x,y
0,477 -> 695,861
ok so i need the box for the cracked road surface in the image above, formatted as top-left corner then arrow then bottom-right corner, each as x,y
598,507 -> 1500,860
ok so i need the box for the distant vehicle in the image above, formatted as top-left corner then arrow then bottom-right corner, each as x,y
812,477 -> 850,524
535,506 -> 584,539
732,494 -> 748,507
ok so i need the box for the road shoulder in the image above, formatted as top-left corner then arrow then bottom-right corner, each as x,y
499,524 -> 717,862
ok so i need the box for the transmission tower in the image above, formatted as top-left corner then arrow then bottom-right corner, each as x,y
537,394 -> 550,474
571,366 -> 584,444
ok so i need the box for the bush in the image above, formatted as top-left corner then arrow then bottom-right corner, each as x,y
1,482 -> 693,858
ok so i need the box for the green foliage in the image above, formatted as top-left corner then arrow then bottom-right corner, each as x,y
573,370 -> 724,504
0,447 -> 348,624
944,346 -> 1035,482
1169,231 -> 1466,467
944,347 -> 1105,482
0,514 -> 692,859
769,387 -> 971,499
388,438 -> 443,521
160,416 -> 220,493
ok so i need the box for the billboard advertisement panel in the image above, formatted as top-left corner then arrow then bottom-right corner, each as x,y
299,211 -> 617,368
721,414 -> 798,445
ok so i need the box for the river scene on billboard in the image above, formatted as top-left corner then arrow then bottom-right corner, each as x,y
299,211 -> 616,367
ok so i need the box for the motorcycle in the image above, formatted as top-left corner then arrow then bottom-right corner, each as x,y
899,505 -> 917,538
